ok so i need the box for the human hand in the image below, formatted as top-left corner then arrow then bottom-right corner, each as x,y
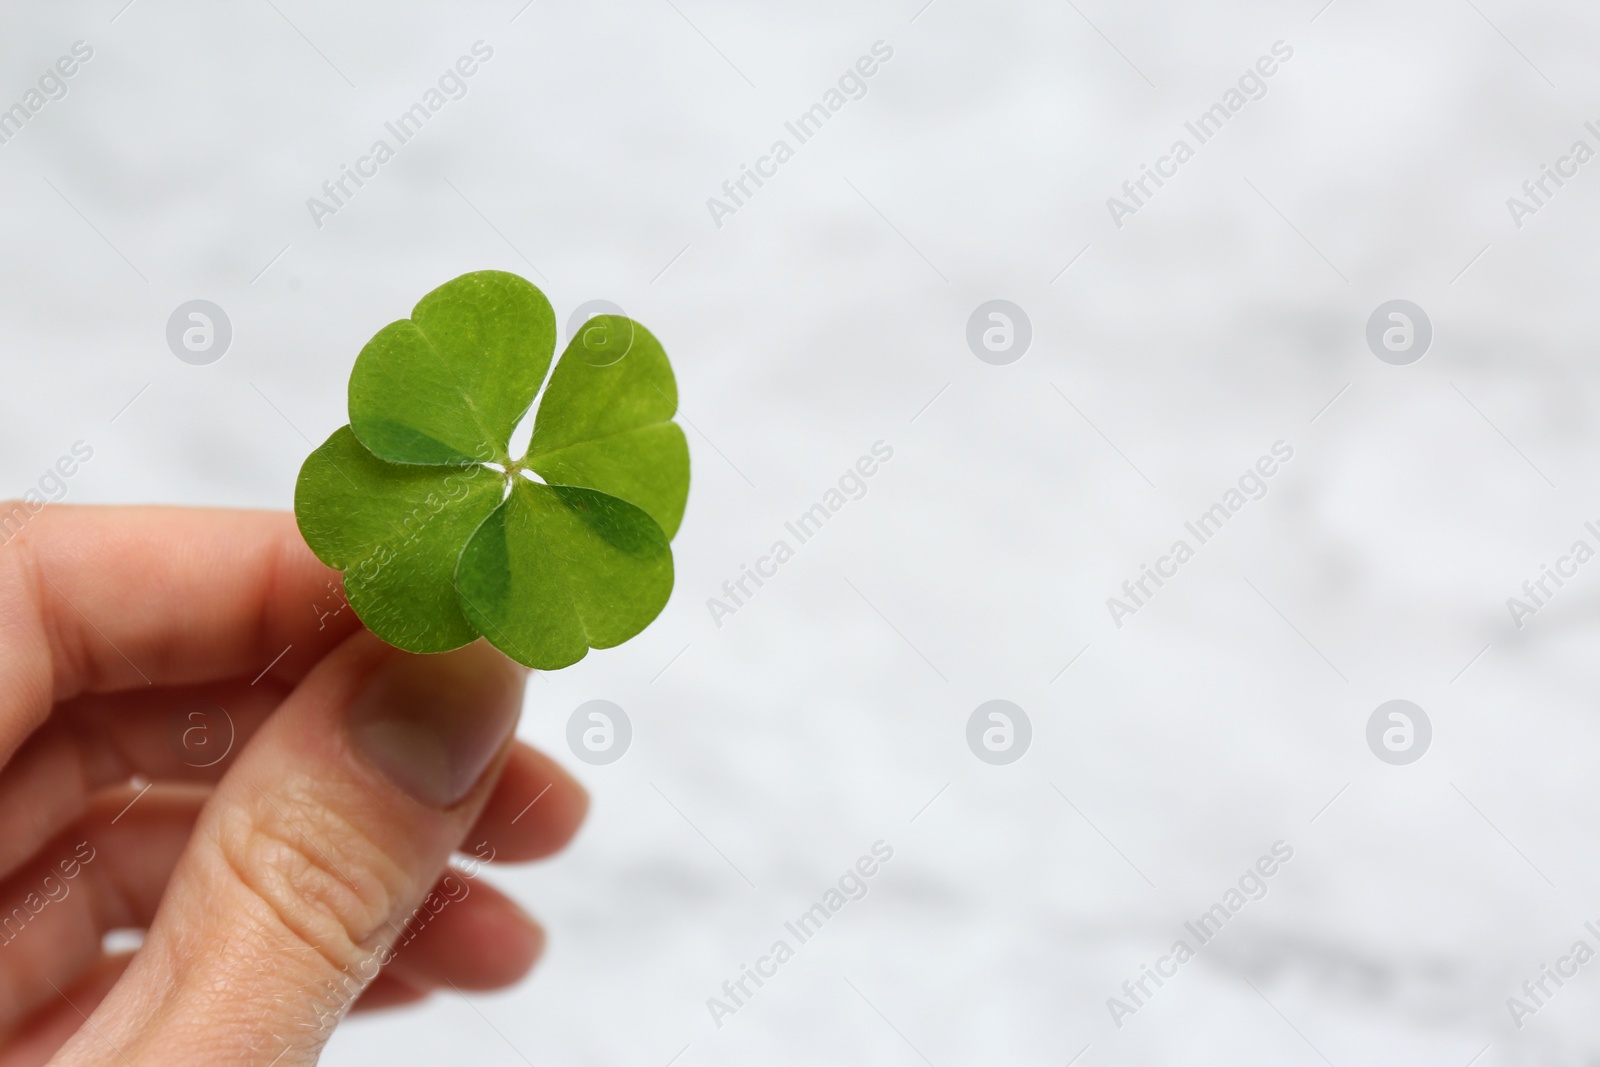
0,506 -> 588,1066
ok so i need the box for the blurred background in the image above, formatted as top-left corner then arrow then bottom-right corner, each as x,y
5,0 -> 1600,1062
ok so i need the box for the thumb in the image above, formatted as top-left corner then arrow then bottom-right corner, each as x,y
50,631 -> 527,1067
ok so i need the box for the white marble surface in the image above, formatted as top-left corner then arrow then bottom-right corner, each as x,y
5,0 -> 1600,1063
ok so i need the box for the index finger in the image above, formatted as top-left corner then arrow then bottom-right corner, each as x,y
0,504 -> 360,761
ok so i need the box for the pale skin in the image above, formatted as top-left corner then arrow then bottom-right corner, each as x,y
0,507 -> 588,1066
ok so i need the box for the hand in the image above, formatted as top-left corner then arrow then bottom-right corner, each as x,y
0,506 -> 588,1066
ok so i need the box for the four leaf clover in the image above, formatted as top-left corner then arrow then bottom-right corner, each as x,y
295,270 -> 689,669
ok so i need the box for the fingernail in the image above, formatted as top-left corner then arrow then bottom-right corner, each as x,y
347,642 -> 526,808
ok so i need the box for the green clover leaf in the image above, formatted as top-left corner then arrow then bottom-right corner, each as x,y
295,270 -> 689,669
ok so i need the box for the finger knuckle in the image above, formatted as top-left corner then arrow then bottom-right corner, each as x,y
213,780 -> 405,970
